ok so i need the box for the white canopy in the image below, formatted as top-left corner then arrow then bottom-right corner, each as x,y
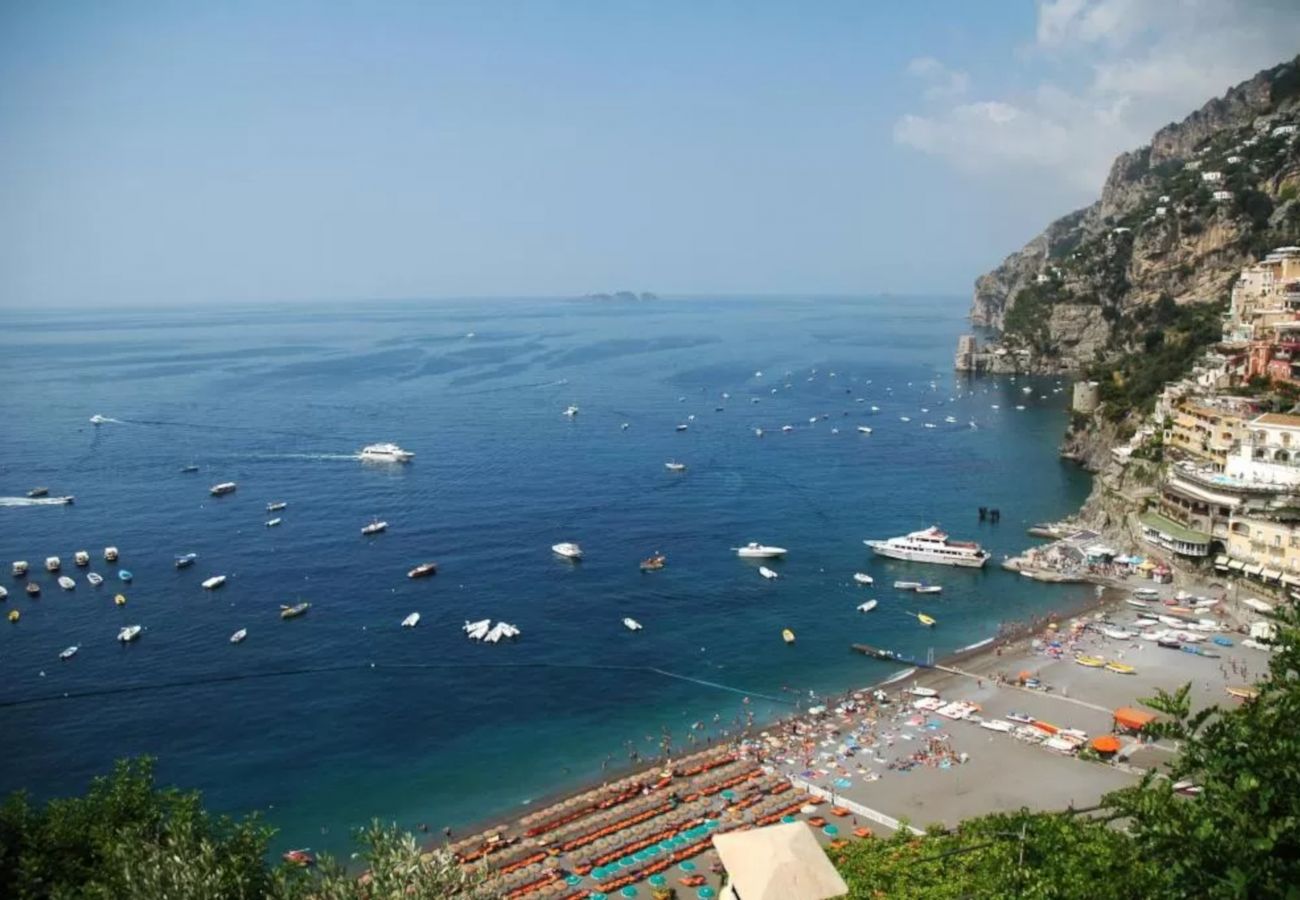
711,822 -> 848,900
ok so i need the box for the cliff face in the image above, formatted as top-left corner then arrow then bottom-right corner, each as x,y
971,55 -> 1300,369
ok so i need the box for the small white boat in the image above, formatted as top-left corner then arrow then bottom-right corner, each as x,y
464,619 -> 491,640
1101,627 -> 1136,640
893,581 -> 921,590
808,416 -> 817,424
622,617 -> 643,631
210,482 -> 237,496
1124,598 -> 1149,609
906,685 -> 938,698
552,542 -> 584,560
754,428 -> 764,437
944,416 -> 957,424
202,575 -> 227,590
359,443 -> 414,462
265,518 -> 282,527
60,645 -> 80,660
870,405 -> 880,412
664,461 -> 686,472
0,586 -> 6,600
857,600 -> 878,613
563,405 -> 580,418
117,625 -> 142,643
11,561 -> 27,577
899,416 -> 911,422
781,425 -> 793,433
267,501 -> 288,512
734,542 -> 787,559
856,426 -> 872,434
89,414 -> 108,425
483,622 -> 508,643
401,612 -> 421,628
923,423 -> 936,429
45,556 -> 61,572
621,422 -> 630,430
175,553 -> 198,568
361,519 -> 388,535
104,547 -> 119,562
463,618 -> 491,633
58,575 -> 76,590
87,572 -> 104,587
758,566 -> 779,580
853,573 -> 873,585
230,628 -> 247,644
915,585 -> 942,594
74,550 -> 90,566
676,424 -> 689,431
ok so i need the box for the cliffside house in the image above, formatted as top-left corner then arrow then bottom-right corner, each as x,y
1272,124 -> 1297,138
1225,413 -> 1300,487
1226,513 -> 1300,586
1201,171 -> 1224,183
1139,510 -> 1212,558
1165,398 -> 1254,469
1213,190 -> 1234,202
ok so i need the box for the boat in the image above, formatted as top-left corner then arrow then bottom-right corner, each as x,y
917,613 -> 936,627
622,617 -> 643,631
230,628 -> 247,643
483,622 -> 508,643
893,581 -> 921,590
0,586 -> 5,600
58,576 -> 76,590
464,618 -> 491,640
104,546 -> 119,562
1132,588 -> 1160,600
1212,636 -> 1234,647
758,566 -> 779,580
552,542 -> 583,560
114,593 -> 126,606
25,582 -> 39,597
175,553 -> 198,568
265,517 -> 282,527
853,573 -> 874,585
117,570 -> 133,582
267,501 -> 288,512
906,686 -> 939,698
782,628 -> 795,644
1074,655 -> 1106,668
181,465 -> 199,473
562,406 -> 579,418
899,416 -> 911,422
664,461 -> 687,472
359,443 -> 415,462
7,609 -> 18,622
117,625 -> 142,642
283,849 -> 315,867
210,482 -> 237,496
407,562 -> 438,578
944,416 -> 958,424
1100,627 -> 1135,640
676,424 -> 689,432
87,572 -> 104,587
856,426 -> 872,434
51,495 -> 75,505
401,612 -> 421,628
361,519 -> 388,535
915,585 -> 943,594
27,487 -> 48,498
89,414 -> 108,425
734,542 -> 787,559
12,561 -> 27,577
857,600 -> 878,613
1124,598 -> 1149,609
780,425 -> 793,433
201,575 -> 227,590
74,551 -> 89,566
864,526 -> 989,568
59,645 -> 79,660
280,602 -> 310,619
45,556 -> 61,572
639,553 -> 666,572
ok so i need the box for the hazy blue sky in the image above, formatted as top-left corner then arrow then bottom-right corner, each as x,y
2,1 -> 1298,307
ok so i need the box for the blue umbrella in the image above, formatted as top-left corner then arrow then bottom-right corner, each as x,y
620,887 -> 638,898
619,857 -> 636,868
657,841 -> 675,852
780,815 -> 796,824
823,825 -> 839,836
589,894 -> 608,900
591,867 -> 608,880
634,850 -> 651,861
680,860 -> 697,872
698,888 -> 717,899
720,790 -> 736,800
649,874 -> 667,887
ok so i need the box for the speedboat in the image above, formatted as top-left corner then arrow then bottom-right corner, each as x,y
401,612 -> 421,628
917,613 -> 936,627
74,550 -> 90,566
857,600 -> 878,613
1124,598 -> 1148,609
117,570 -> 133,582
265,518 -> 282,527
856,426 -> 872,434
26,583 -> 40,597
87,572 -> 104,587
280,602 -> 310,619
622,617 -> 643,631
52,495 -> 75,505
58,576 -> 76,590
944,416 -> 958,424
782,628 -> 795,644
781,425 -> 793,433
90,414 -> 108,425
893,581 -> 921,590
865,526 -> 989,568
899,416 -> 911,422
230,628 -> 247,644
754,428 -> 764,437
675,424 -> 688,432
853,573 -> 873,585
361,519 -> 388,535
201,575 -> 227,590
639,553 -> 666,572
758,566 -> 779,580
12,561 -> 28,577
359,443 -> 415,462
210,482 -> 237,496
915,585 -> 942,594
734,542 -> 787,559
59,645 -> 79,660
407,562 -> 438,578
27,487 -> 48,498
181,465 -> 200,473
175,553 -> 198,568
562,406 -> 580,418
104,546 -> 119,562
665,461 -> 687,472
464,619 -> 491,640
45,556 -> 61,572
552,542 -> 583,560
117,625 -> 142,642
267,501 -> 288,512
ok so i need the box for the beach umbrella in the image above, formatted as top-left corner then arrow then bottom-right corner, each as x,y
658,841 -> 675,852
697,888 -> 717,899
823,825 -> 839,836
591,866 -> 609,880
589,894 -> 608,900
619,856 -> 636,868
620,888 -> 638,898
680,860 -> 697,872
649,874 -> 667,887
1091,735 -> 1122,753
566,875 -> 584,886
780,815 -> 796,824
720,789 -> 736,800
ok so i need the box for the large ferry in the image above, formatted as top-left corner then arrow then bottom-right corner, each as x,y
864,526 -> 989,568
359,443 -> 415,463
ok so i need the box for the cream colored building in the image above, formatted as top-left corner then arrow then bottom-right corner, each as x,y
1164,399 -> 1251,469
1225,246 -> 1300,342
1226,515 -> 1300,581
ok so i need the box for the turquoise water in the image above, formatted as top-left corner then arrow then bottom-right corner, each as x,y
0,295 -> 1092,853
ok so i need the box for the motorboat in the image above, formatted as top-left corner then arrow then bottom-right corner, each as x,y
781,425 -> 793,433
117,625 -> 142,642
664,461 -> 686,472
407,562 -> 438,578
27,487 -> 48,498
1105,662 -> 1136,675
483,622 -> 508,643
856,426 -> 872,434
12,561 -> 27,577
90,414 -> 108,425
562,406 -> 579,418
58,576 -> 76,591
267,501 -> 288,512
280,602 -> 310,619
917,613 -> 936,627
59,645 -> 79,660
265,518 -> 282,527
944,416 -> 958,424
782,628 -> 795,644
1132,588 -> 1160,600
175,553 -> 198,568
864,526 -> 989,568
45,556 -> 61,572
117,570 -> 133,582
853,573 -> 873,585
915,585 -> 942,594
893,581 -> 921,590
359,443 -> 415,462
361,519 -> 388,535
210,482 -> 237,496
1100,627 -> 1135,640
639,553 -> 666,572
759,566 -> 779,580
621,422 -> 630,430
181,465 -> 200,473
906,685 -> 938,698
857,600 -> 878,613
25,583 -> 39,597
734,542 -> 787,559
754,428 -> 764,437
230,628 -> 247,643
924,423 -> 936,429
899,416 -> 911,422
1074,655 -> 1106,668
202,575 -> 227,590
676,424 -> 688,432
401,612 -> 421,628
87,572 -> 104,587
1124,598 -> 1149,609
104,546 -> 119,562
622,617 -> 643,631
552,542 -> 583,560
464,619 -> 491,640
114,593 -> 126,606
51,495 -> 75,504
74,550 -> 90,566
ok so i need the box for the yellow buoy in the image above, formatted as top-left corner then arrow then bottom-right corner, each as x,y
7,609 -> 19,622
114,593 -> 127,606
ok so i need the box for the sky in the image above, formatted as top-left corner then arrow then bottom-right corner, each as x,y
1,0 -> 1298,308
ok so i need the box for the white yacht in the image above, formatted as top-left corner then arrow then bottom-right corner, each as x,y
118,625 -> 142,643
857,600 -> 878,613
664,461 -> 686,472
201,575 -> 227,590
361,519 -> 388,535
12,561 -> 28,577
758,566 -> 779,580
265,517 -> 282,527
552,542 -> 583,560
622,617 -> 643,631
230,628 -> 248,644
853,573 -> 873,585
267,501 -> 288,512
401,612 -> 420,628
734,542 -> 787,559
104,547 -> 119,562
864,526 -> 989,568
359,443 -> 414,462
60,645 -> 80,660
210,482 -> 237,496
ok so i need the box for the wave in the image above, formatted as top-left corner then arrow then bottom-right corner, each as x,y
0,497 -> 73,507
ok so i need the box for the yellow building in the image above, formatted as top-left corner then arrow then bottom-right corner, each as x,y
1165,399 -> 1250,469
1226,515 -> 1300,583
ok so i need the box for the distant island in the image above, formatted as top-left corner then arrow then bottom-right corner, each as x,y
580,291 -> 658,301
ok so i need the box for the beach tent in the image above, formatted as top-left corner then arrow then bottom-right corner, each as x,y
1113,707 -> 1156,732
711,822 -> 848,900
1091,735 -> 1121,753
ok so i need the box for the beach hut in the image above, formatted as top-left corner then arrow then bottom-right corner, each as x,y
1113,707 -> 1156,733
710,822 -> 848,900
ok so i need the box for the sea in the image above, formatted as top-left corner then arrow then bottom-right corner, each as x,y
0,295 -> 1093,855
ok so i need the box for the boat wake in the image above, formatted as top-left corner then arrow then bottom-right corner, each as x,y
237,453 -> 362,462
91,416 -> 125,425
0,497 -> 73,507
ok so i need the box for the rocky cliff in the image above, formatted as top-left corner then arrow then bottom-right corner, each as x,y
972,55 -> 1300,372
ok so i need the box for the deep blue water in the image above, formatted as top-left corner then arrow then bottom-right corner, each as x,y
0,295 -> 1092,853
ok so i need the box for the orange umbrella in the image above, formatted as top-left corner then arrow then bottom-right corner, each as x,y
1091,735 -> 1122,753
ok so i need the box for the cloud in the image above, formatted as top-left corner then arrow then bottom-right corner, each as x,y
895,0 -> 1300,195
905,56 -> 970,101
